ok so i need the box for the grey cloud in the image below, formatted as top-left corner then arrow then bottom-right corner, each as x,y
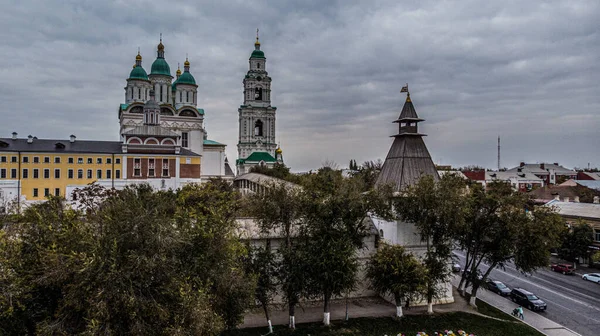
1,0 -> 598,172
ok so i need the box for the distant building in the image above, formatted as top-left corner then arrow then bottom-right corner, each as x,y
506,162 -> 576,185
577,171 -> 600,181
463,170 -> 544,192
545,200 -> 600,251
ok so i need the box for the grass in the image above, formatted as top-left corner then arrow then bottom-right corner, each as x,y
221,312 -> 544,336
474,298 -> 513,321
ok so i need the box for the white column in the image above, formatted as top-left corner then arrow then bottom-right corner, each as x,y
122,155 -> 128,182
175,156 -> 180,187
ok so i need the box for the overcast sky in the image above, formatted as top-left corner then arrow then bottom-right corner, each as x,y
1,0 -> 598,172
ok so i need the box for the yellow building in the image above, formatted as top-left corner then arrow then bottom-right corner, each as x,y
0,132 -> 202,206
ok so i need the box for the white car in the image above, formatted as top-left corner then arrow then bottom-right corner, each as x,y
582,273 -> 600,284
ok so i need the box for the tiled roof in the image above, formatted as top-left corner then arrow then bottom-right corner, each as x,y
545,200 -> 600,220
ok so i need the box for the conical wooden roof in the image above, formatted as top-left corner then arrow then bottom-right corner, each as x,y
376,93 -> 439,191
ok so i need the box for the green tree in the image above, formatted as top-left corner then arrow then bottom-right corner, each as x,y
560,220 -> 594,263
366,243 -> 424,318
0,182 -> 252,335
395,174 -> 468,314
247,181 -> 306,329
456,182 -> 564,307
301,167 -> 393,325
244,242 -> 278,333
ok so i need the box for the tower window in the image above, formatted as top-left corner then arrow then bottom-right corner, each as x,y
180,91 -> 182,102
257,63 -> 260,69
186,91 -> 189,102
138,88 -> 141,99
254,120 -> 263,137
254,87 -> 262,100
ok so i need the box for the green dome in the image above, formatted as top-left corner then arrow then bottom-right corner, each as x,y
171,80 -> 177,91
177,71 -> 196,85
150,58 -> 171,76
129,65 -> 148,80
250,49 -> 265,59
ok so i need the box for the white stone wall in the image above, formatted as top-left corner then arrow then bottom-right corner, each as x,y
202,148 -> 225,177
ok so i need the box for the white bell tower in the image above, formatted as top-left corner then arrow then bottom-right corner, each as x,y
237,31 -> 280,174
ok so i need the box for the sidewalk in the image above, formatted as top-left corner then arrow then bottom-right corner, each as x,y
241,290 -> 471,329
453,276 -> 582,336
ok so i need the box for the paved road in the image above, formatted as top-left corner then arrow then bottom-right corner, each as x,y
454,251 -> 600,336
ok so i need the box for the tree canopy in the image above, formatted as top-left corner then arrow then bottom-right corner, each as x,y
0,182 -> 252,335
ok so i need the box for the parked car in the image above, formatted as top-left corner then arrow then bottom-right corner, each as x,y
550,263 -> 575,275
510,288 -> 547,311
452,263 -> 461,273
581,273 -> 600,284
485,280 -> 511,296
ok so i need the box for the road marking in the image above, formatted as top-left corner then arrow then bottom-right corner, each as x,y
454,251 -> 600,312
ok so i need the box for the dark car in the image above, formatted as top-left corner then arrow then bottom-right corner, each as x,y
510,288 -> 547,311
485,280 -> 511,296
464,269 -> 483,282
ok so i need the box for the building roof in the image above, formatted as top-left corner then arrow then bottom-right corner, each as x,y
241,151 -> 277,163
462,170 -> 486,181
395,94 -> 422,121
579,172 -> 600,180
545,200 -> 600,220
150,57 -> 171,76
0,137 -> 199,157
529,185 -> 581,202
203,139 -> 225,146
0,138 -> 123,154
234,172 -> 299,190
122,125 -> 179,137
176,71 -> 196,85
376,94 -> 438,192
129,65 -> 149,80
573,180 -> 600,191
224,160 -> 235,177
507,163 -> 576,175
197,108 -> 205,115
485,171 -> 544,182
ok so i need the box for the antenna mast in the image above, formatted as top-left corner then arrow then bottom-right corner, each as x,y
497,136 -> 501,171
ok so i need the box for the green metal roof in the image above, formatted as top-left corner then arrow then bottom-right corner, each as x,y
242,151 -> 276,163
129,65 -> 149,80
177,71 -> 196,85
120,103 -> 129,111
203,139 -> 225,146
197,108 -> 204,115
171,79 -> 177,91
150,57 -> 171,76
250,50 -> 265,59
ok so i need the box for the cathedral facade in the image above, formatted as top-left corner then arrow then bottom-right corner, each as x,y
236,35 -> 283,175
0,38 -> 233,207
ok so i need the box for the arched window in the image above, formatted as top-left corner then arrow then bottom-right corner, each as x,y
379,229 -> 384,238
186,91 -> 189,102
254,120 -> 263,136
254,87 -> 262,100
257,63 -> 260,69
138,88 -> 141,99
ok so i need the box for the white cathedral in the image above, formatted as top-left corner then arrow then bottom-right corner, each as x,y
118,37 -> 233,179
